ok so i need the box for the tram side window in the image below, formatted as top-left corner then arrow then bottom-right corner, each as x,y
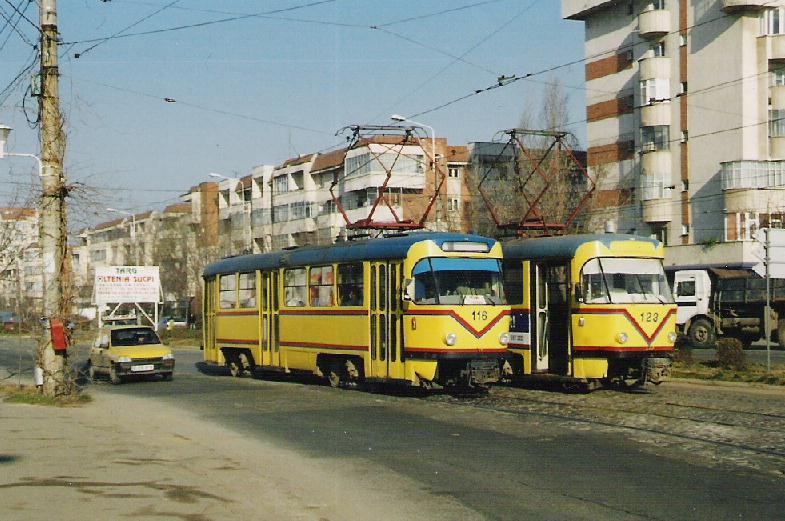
284,268 -> 307,307
502,261 -> 524,305
310,265 -> 335,307
238,272 -> 256,308
338,263 -> 364,306
219,274 -> 237,309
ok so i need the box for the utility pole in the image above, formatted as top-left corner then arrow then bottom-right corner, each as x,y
38,0 -> 69,396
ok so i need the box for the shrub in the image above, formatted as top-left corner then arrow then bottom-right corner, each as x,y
716,337 -> 746,370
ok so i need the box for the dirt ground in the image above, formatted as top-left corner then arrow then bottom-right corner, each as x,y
0,387 -> 482,521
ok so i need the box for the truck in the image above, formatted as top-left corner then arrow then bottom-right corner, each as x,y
673,268 -> 785,348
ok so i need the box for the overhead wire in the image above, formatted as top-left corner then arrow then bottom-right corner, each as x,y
0,1 -> 34,47
1,0 -> 37,33
404,0 -> 784,119
60,0 -> 340,47
74,0 -> 181,59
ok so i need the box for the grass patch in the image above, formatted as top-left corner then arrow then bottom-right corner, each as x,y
159,327 -> 202,348
672,360 -> 785,386
0,383 -> 92,407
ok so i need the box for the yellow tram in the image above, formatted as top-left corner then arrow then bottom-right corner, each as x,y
501,234 -> 677,389
202,233 -> 511,389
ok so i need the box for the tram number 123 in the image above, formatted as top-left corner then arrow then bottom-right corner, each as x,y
640,312 -> 660,323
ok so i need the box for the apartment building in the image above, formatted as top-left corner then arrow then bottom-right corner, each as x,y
564,0 -> 785,267
0,207 -> 42,314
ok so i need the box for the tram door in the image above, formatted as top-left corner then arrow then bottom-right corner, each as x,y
260,272 -> 272,366
370,262 -> 401,380
270,270 -> 280,367
204,277 -> 217,361
531,262 -> 570,375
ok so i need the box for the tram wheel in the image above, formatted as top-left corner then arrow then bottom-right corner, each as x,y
228,360 -> 242,377
328,370 -> 341,388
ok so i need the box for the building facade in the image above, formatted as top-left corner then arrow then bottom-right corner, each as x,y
0,208 -> 42,315
564,0 -> 785,267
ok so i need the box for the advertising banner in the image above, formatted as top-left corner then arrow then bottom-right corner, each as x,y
94,266 -> 160,305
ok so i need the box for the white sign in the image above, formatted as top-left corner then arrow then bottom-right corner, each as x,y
752,229 -> 785,279
94,266 -> 160,305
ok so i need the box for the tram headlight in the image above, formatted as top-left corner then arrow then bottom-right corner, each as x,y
444,333 -> 457,346
499,332 -> 509,346
668,332 -> 678,343
615,332 -> 628,344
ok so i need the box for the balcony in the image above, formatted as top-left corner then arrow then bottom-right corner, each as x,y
642,199 -> 672,223
772,137 -> 785,159
638,9 -> 670,39
721,160 -> 785,190
640,102 -> 671,127
638,56 -> 670,81
640,148 -> 671,175
770,34 -> 785,63
722,0 -> 769,13
772,85 -> 785,109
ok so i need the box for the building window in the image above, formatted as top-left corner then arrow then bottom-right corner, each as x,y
762,7 -> 785,35
627,1 -> 634,15
651,224 -> 668,246
273,175 -> 289,194
448,167 -> 460,178
640,78 -> 670,104
283,268 -> 307,307
448,198 -> 460,212
309,265 -> 335,307
679,34 -> 687,47
772,66 -> 785,86
769,109 -> 785,137
680,130 -> 688,143
273,204 -> 289,222
651,41 -> 665,57
653,0 -> 665,9
641,125 -> 670,152
680,81 -> 688,94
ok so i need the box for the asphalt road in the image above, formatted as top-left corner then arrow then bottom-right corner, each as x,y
2,337 -> 785,520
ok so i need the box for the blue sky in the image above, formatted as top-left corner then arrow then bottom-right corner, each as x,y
0,0 -> 586,226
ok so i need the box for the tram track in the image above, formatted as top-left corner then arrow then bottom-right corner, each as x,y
428,387 -> 785,464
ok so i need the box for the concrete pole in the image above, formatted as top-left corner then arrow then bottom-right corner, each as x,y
38,0 -> 68,396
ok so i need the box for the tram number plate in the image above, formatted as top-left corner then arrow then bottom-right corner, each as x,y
131,364 -> 154,372
639,312 -> 660,323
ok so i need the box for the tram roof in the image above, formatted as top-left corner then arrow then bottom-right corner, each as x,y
501,233 -> 660,260
203,232 -> 497,277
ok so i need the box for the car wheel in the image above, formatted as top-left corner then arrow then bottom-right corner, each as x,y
109,365 -> 122,385
689,318 -> 715,348
162,372 -> 173,381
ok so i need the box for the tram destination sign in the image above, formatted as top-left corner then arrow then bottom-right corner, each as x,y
94,266 -> 161,305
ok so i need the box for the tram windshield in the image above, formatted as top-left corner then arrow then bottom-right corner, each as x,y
412,258 -> 506,305
581,257 -> 673,304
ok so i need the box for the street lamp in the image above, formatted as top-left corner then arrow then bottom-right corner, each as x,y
391,114 -> 441,227
0,124 -> 43,176
106,207 -> 138,265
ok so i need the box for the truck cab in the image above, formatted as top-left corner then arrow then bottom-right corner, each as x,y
673,270 -> 714,347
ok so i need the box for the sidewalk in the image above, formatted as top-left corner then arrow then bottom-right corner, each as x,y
0,385 -> 480,521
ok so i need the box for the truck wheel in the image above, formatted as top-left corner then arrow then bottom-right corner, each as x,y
779,319 -> 785,350
689,318 -> 715,348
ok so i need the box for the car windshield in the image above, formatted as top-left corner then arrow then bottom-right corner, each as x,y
413,257 -> 506,305
111,327 -> 161,346
581,257 -> 673,304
